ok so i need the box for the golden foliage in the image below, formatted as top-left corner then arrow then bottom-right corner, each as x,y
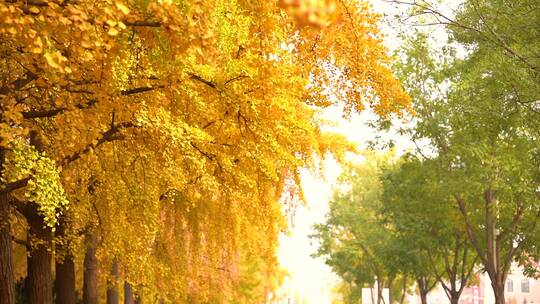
0,0 -> 409,301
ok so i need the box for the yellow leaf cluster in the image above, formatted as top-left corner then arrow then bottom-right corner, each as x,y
0,0 -> 410,302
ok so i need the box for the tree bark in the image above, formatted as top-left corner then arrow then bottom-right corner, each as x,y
387,277 -> 394,304
416,277 -> 429,304
55,254 -> 76,304
377,278 -> 385,304
492,280 -> 505,304
0,191 -> 15,304
124,282 -> 134,304
484,190 -> 507,304
107,259 -> 119,304
83,235 -> 99,304
26,208 -> 53,304
55,217 -> 76,304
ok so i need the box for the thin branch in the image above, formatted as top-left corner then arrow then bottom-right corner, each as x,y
0,177 -> 31,195
124,20 -> 162,27
385,0 -> 539,71
0,71 -> 38,95
454,194 -> 488,266
190,143 -> 216,161
61,121 -> 136,165
427,251 -> 451,294
498,198 -> 526,241
460,254 -> 478,295
12,236 -> 28,247
22,85 -> 162,119
189,73 -> 217,89
121,85 -> 165,96
223,75 -> 248,86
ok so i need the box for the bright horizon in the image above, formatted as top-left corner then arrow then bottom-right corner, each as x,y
276,105 -> 418,303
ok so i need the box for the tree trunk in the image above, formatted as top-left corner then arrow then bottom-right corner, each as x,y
447,289 -> 461,304
377,278 -> 385,304
417,277 -> 429,304
493,281 -> 505,304
83,236 -> 99,304
55,253 -> 76,304
55,218 -> 76,304
0,192 -> 15,304
26,209 -> 53,304
124,282 -> 134,304
107,259 -> 119,304
387,277 -> 394,304
377,287 -> 383,304
399,276 -> 407,304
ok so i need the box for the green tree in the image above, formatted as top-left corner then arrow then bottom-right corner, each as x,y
313,152 -> 411,304
389,1 -> 540,301
381,156 -> 478,304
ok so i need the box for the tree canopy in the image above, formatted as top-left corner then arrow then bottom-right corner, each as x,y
0,1 -> 410,303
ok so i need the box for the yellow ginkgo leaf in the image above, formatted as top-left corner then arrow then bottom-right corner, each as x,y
44,51 -> 60,69
28,6 -> 40,14
108,27 -> 119,36
115,2 -> 130,14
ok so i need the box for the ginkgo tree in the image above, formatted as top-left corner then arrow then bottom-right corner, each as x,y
0,0 -> 410,303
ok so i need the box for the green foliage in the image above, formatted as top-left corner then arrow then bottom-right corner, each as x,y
383,1 -> 540,302
312,152 -> 411,302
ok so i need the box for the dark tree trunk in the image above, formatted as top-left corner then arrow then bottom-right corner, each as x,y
83,235 -> 99,304
55,217 -> 76,304
55,254 -> 76,304
416,277 -> 429,304
377,279 -> 384,304
26,208 -> 53,304
107,259 -> 119,304
124,282 -> 134,304
0,191 -> 15,304
387,277 -> 394,304
19,130 -> 53,304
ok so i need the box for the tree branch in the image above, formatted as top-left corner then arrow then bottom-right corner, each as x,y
189,73 -> 217,89
454,194 -> 488,267
121,85 -> 165,96
498,198 -> 526,241
12,236 -> 28,247
21,85 -> 162,119
1,122 -> 135,194
0,177 -> 31,195
61,121 -> 136,165
124,20 -> 161,27
190,143 -> 216,161
0,71 -> 38,95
